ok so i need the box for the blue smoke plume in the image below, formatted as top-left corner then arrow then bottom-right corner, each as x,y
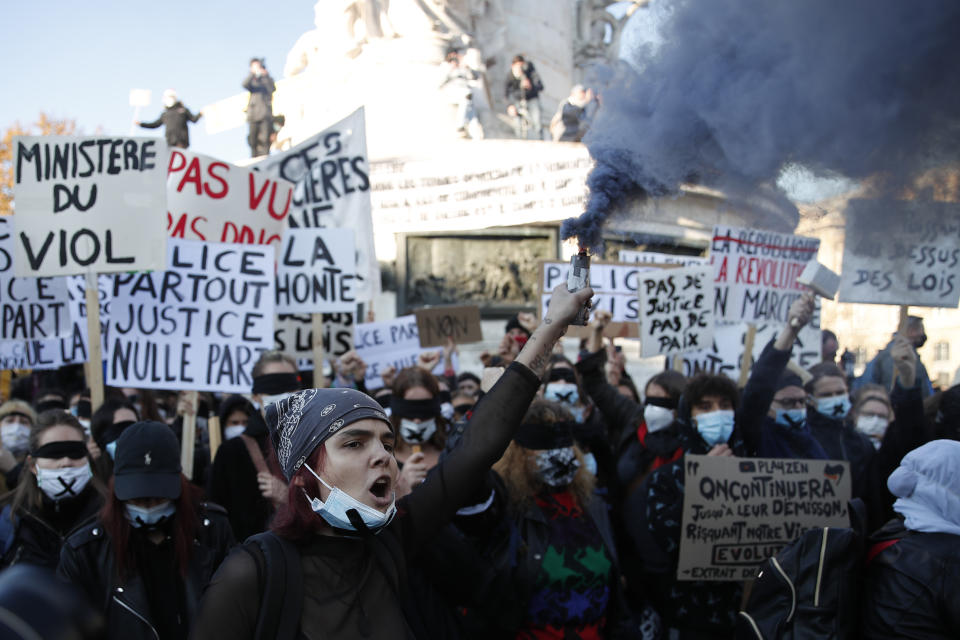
562,0 -> 960,250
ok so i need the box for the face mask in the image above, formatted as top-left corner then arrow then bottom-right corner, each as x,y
534,447 -> 580,488
1,424 -> 31,456
644,404 -> 674,433
36,463 -> 92,501
303,465 -> 396,532
399,418 -> 437,444
544,383 -> 579,406
581,451 -> 598,476
568,406 -> 585,423
695,410 -> 735,446
125,501 -> 176,528
816,395 -> 851,420
224,425 -> 246,440
106,440 -> 118,460
775,408 -> 806,429
914,334 -> 927,349
855,415 -> 888,439
440,402 -> 454,421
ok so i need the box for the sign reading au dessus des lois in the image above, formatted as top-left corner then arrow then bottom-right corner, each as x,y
677,455 -> 850,581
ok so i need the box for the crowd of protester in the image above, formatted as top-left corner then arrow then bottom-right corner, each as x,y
0,286 -> 957,639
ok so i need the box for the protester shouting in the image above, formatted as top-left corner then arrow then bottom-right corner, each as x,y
0,410 -> 103,569
208,351 -> 298,542
739,291 -> 828,459
625,372 -> 745,638
58,421 -> 234,640
189,282 -> 593,640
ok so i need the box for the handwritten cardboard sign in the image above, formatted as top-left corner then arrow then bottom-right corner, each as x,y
254,108 -> 380,302
414,305 -> 482,348
354,315 -> 452,389
13,135 -> 167,277
275,228 -> 356,313
838,199 -> 960,307
274,313 -> 355,369
619,250 -> 708,266
105,239 -> 274,393
639,266 -> 714,356
540,260 -> 658,337
678,455 -> 851,581
710,225 -> 820,324
166,149 -> 292,248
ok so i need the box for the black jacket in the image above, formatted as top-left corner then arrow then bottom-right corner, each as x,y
57,503 -> 234,640
242,73 -> 276,122
139,102 -> 201,148
0,486 -> 102,569
504,61 -> 543,104
862,519 -> 960,639
808,407 -> 875,498
207,434 -> 275,542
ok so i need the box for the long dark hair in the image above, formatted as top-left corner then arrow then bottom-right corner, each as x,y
100,475 -> 200,580
271,446 -> 328,542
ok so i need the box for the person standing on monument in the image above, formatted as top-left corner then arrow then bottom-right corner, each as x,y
135,89 -> 202,149
242,58 -> 276,157
505,55 -> 544,140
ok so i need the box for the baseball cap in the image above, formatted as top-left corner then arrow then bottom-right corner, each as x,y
113,421 -> 182,501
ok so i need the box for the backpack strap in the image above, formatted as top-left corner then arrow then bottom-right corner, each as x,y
245,532 -> 303,640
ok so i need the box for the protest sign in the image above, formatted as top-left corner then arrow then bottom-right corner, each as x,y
254,108 -> 380,302
540,260 -> 657,337
105,239 -> 274,393
0,218 -> 72,340
639,266 -> 714,356
620,250 -> 708,266
355,315 -> 450,389
166,149 -> 292,247
275,313 -> 354,369
680,312 -> 821,380
678,455 -> 851,581
710,225 -> 820,324
275,229 -> 356,313
414,305 -> 482,348
12,136 -> 167,277
838,199 -> 960,307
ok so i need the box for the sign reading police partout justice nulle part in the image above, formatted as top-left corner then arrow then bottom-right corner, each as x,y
12,136 -> 168,277
677,455 -> 851,581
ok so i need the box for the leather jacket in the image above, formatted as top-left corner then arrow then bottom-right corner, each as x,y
57,503 -> 234,640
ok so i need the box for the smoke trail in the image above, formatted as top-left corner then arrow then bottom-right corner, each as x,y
563,0 -> 960,250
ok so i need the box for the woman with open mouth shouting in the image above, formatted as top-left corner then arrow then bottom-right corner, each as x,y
190,282 -> 594,640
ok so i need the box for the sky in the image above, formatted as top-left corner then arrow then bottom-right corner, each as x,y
3,0 -> 310,162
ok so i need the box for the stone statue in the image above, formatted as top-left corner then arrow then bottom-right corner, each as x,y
574,0 -> 646,73
344,0 -> 398,52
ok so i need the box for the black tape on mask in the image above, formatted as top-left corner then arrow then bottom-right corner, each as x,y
513,420 -> 576,450
390,396 -> 441,420
31,440 -> 87,460
252,372 -> 301,395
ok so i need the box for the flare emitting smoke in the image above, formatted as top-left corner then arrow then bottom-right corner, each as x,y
562,0 -> 960,250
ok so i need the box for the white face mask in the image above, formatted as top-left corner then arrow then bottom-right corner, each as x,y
36,463 -> 92,501
224,425 -> 246,440
399,418 -> 437,444
1,423 -> 31,456
644,404 -> 674,433
855,415 -> 888,439
303,465 -> 396,532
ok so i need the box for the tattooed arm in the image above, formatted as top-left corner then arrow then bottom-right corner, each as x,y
515,283 -> 595,379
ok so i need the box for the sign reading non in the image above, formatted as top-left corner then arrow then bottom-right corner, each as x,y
13,136 -> 167,277
105,239 -> 274,393
414,305 -> 482,348
710,225 -> 820,324
255,108 -> 380,301
166,150 -> 292,247
838,199 -> 960,307
620,250 -> 708,266
678,455 -> 851,581
276,229 -> 356,313
639,266 -> 713,356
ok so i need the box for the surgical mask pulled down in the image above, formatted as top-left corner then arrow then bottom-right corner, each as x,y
303,465 -> 396,532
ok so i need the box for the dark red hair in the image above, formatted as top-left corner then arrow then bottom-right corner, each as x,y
271,445 -> 327,541
100,474 -> 200,580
